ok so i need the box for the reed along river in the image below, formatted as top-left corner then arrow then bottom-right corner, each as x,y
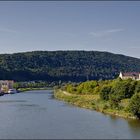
0,90 -> 139,139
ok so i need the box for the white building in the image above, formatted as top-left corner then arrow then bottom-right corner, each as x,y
119,72 -> 140,80
0,80 -> 14,93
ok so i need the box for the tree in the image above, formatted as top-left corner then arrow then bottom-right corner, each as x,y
66,84 -> 74,93
13,82 -> 19,89
109,94 -> 120,109
100,85 -> 112,101
110,79 -> 136,101
76,83 -> 84,94
128,93 -> 140,118
135,81 -> 140,93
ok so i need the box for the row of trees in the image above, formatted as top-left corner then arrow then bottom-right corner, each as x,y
13,81 -> 60,89
64,78 -> 140,118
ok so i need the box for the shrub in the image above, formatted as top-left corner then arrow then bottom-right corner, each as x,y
66,84 -> 74,93
128,93 -> 140,118
100,85 -> 112,101
76,81 -> 98,94
135,81 -> 140,93
109,94 -> 120,109
110,79 -> 136,100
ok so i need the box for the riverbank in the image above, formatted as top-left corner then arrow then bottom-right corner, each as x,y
0,87 -> 52,96
54,89 -> 137,120
18,87 -> 53,92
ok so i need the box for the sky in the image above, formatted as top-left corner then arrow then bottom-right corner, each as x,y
0,1 -> 140,58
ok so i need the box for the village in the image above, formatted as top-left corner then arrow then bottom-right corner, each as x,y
0,80 -> 15,94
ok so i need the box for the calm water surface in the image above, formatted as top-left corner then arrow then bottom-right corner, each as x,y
0,90 -> 139,139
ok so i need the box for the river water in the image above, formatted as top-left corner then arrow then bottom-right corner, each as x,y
0,90 -> 140,139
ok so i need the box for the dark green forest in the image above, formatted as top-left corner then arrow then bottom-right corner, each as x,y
0,50 -> 139,82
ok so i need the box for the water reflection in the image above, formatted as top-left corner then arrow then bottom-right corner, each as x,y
127,119 -> 140,138
128,119 -> 140,127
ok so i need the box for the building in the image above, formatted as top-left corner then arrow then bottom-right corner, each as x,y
119,72 -> 140,80
0,80 -> 14,93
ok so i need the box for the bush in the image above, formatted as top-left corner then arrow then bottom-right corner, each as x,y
100,85 -> 112,101
76,81 -> 98,94
109,94 -> 120,109
128,93 -> 140,118
135,81 -> 140,93
66,84 -> 74,93
110,79 -> 136,100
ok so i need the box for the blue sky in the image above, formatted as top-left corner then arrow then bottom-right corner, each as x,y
0,1 -> 140,58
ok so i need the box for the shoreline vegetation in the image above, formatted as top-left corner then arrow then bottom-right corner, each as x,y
13,81 -> 55,93
54,90 -> 136,120
18,87 -> 53,92
0,80 -> 55,95
54,78 -> 140,120
0,87 -> 53,96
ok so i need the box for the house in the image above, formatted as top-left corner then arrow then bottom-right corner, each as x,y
0,80 -> 14,93
119,72 -> 140,80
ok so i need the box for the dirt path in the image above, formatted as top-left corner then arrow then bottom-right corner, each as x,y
63,91 -> 72,96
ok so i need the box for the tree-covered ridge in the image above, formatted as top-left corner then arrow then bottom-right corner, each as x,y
0,50 -> 139,81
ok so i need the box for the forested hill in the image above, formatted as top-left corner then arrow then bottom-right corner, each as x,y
0,50 -> 139,82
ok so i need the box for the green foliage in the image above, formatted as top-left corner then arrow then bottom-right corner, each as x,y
66,80 -> 98,94
109,94 -> 120,109
110,79 -> 136,101
56,78 -> 140,119
0,51 -> 139,81
128,93 -> 140,118
13,81 -> 53,89
13,82 -> 20,89
100,85 -> 112,101
76,81 -> 98,94
66,84 -> 74,93
135,81 -> 140,93
76,83 -> 84,94
63,79 -> 139,115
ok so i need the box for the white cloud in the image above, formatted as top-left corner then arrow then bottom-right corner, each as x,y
89,28 -> 124,37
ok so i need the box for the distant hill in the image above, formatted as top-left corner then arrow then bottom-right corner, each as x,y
0,50 -> 139,82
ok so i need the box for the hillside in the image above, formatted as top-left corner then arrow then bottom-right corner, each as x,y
0,50 -> 139,82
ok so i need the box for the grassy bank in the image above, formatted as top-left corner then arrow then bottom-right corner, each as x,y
18,87 -> 52,92
54,89 -> 136,120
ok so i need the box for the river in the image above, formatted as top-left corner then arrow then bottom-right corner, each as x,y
0,90 -> 139,139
